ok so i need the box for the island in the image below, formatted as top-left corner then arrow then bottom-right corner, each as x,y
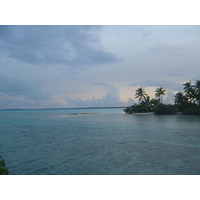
124,80 -> 200,115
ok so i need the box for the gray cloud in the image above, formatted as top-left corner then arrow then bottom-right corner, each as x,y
0,75 -> 53,109
128,73 -> 185,92
0,75 -> 34,96
111,25 -> 153,38
149,43 -> 187,57
0,75 -> 51,100
0,25 -> 119,67
0,97 -> 62,109
130,26 -> 153,38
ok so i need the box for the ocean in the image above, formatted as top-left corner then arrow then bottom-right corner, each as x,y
0,107 -> 200,175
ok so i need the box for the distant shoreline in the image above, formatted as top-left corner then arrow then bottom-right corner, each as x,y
0,106 -> 126,111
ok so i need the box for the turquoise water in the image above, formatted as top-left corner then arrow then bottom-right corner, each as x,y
0,108 -> 200,175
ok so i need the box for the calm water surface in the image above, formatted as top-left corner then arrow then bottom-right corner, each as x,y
0,108 -> 200,175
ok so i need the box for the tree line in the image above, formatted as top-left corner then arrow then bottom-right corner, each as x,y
124,80 -> 200,114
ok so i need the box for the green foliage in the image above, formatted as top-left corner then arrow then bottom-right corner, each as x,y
148,98 -> 160,112
195,80 -> 200,105
183,105 -> 200,115
123,106 -> 133,114
0,156 -> 9,175
154,104 -> 177,115
124,103 -> 148,114
135,102 -> 149,113
178,102 -> 195,112
175,80 -> 200,112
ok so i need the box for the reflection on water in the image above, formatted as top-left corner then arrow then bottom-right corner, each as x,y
0,109 -> 200,175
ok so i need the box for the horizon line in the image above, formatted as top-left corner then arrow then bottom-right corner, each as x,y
0,106 -> 127,111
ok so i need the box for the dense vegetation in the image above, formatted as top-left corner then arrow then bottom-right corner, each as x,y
0,156 -> 9,175
124,80 -> 200,115
183,105 -> 200,115
154,104 -> 177,114
175,80 -> 200,112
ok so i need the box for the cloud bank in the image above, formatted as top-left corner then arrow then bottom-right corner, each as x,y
65,85 -> 134,107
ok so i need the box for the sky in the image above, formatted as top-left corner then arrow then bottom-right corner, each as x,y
1,25 -> 200,109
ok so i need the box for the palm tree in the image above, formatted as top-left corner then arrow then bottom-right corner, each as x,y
194,80 -> 200,105
145,95 -> 151,104
149,98 -> 160,111
135,87 -> 147,102
175,92 -> 185,105
183,81 -> 195,103
155,87 -> 166,103
183,81 -> 192,93
195,80 -> 200,88
143,95 -> 151,110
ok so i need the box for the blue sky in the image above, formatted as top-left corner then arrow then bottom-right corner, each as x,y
1,25 -> 200,109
